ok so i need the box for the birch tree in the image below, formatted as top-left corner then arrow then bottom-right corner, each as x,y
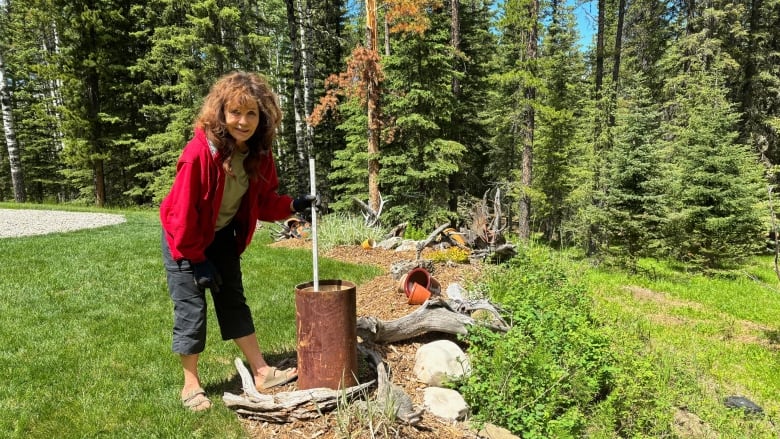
0,0 -> 25,202
0,49 -> 25,202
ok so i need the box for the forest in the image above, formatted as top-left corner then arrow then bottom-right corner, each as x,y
0,0 -> 779,270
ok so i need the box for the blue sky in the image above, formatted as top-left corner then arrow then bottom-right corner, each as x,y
346,0 -> 598,50
573,0 -> 597,49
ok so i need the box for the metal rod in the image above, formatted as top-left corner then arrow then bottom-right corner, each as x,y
309,158 -> 319,291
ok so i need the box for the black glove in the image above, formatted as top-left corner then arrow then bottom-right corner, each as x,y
292,194 -> 320,213
192,260 -> 220,293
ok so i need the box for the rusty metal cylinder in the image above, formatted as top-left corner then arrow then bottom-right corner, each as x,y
295,279 -> 358,390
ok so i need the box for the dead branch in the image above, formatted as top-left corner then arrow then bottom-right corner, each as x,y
358,344 -> 423,425
385,222 -> 407,239
356,297 -> 509,344
223,358 -> 375,423
353,193 -> 385,227
415,223 -> 451,260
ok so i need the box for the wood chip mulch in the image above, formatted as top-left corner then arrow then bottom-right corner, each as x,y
239,239 -> 486,439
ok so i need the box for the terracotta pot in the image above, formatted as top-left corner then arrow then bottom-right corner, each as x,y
397,267 -> 431,297
407,282 -> 431,305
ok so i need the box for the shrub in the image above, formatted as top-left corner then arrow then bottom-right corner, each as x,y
458,245 -> 613,437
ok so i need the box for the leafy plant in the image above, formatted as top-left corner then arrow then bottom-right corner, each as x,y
459,245 -> 613,437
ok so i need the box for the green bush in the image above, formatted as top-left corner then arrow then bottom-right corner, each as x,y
403,224 -> 427,241
459,245 -> 613,437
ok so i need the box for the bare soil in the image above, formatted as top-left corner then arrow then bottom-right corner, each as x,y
241,239 -> 486,439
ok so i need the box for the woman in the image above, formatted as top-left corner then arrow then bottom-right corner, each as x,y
160,71 -> 313,411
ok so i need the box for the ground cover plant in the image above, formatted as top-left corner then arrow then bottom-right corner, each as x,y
0,206 -> 380,439
458,244 -> 780,438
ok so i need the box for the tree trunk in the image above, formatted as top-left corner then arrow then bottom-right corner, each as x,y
86,64 -> 105,207
365,0 -> 381,214
519,0 -> 538,240
587,0 -> 608,253
42,20 -> 65,152
384,13 -> 390,56
448,0 -> 461,216
450,0 -> 460,96
301,0 -> 315,156
595,0 -> 605,95
0,51 -> 26,203
285,0 -> 309,193
739,0 -> 760,147
94,159 -> 105,207
609,0 -> 626,127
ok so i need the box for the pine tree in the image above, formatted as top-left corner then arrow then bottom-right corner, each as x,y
54,0 -> 149,206
532,0 -> 587,245
601,75 -> 665,266
662,68 -> 765,269
441,0 -> 496,216
132,0 -> 289,202
381,6 -> 466,228
486,0 -> 541,238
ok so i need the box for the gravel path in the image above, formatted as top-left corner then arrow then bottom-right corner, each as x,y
0,208 -> 127,238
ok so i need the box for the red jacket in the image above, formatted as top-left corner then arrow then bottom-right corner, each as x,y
160,128 -> 293,263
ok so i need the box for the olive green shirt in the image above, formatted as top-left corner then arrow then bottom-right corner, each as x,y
216,149 -> 249,231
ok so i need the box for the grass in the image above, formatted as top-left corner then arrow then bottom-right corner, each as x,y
315,212 -> 387,251
0,205 -> 381,438
584,253 -> 780,437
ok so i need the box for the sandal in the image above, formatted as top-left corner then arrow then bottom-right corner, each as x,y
258,366 -> 298,389
181,387 -> 211,412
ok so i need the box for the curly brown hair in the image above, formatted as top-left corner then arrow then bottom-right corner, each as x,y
195,71 -> 282,179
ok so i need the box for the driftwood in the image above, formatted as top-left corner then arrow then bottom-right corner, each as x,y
223,358 -> 375,423
415,222 -> 451,260
353,193 -> 386,227
389,259 -> 435,281
358,344 -> 423,425
385,222 -> 407,239
469,243 -> 518,264
356,297 -> 509,344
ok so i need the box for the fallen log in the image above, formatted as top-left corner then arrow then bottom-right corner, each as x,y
356,297 -> 509,344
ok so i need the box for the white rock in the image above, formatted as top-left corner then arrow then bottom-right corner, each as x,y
477,423 -> 520,439
414,340 -> 471,386
423,387 -> 469,421
446,282 -> 466,300
394,239 -> 420,252
376,236 -> 403,249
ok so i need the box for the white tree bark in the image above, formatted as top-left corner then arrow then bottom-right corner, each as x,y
0,49 -> 26,202
42,21 -> 65,152
285,0 -> 309,190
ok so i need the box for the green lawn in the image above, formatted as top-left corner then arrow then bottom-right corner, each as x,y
584,255 -> 780,437
0,206 -> 380,438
